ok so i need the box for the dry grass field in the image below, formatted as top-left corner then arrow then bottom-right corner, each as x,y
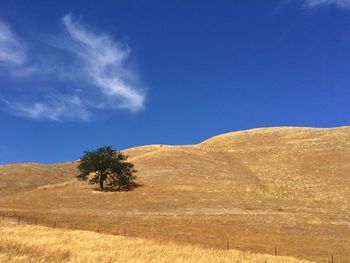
0,221 -> 313,263
0,127 -> 349,262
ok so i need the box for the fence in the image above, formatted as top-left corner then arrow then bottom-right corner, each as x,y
0,211 -> 345,263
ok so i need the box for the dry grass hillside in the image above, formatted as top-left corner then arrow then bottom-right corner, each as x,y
0,163 -> 78,195
0,126 -> 349,262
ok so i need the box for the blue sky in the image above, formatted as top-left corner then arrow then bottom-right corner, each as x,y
0,0 -> 350,164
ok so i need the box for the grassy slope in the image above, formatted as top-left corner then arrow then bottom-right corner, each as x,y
0,222 -> 313,263
0,162 -> 78,194
0,126 -> 349,262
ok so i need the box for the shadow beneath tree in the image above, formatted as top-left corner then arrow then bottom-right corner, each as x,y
92,182 -> 143,192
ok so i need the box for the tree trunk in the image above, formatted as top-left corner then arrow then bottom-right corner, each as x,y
99,178 -> 104,190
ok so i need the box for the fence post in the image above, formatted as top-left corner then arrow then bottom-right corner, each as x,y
75,222 -> 78,230
153,232 -> 156,238
18,216 -> 20,225
97,225 -> 99,233
123,229 -> 126,236
187,235 -> 190,243
227,239 -> 230,249
35,218 -> 38,225
331,254 -> 334,263
275,246 -> 277,256
54,221 -> 57,228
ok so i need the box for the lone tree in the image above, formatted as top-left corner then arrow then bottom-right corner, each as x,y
77,146 -> 136,190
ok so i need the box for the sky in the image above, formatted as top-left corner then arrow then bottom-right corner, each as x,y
0,0 -> 350,164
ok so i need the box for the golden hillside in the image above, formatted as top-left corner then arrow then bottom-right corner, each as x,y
125,126 -> 350,210
0,162 -> 78,194
0,126 -> 349,262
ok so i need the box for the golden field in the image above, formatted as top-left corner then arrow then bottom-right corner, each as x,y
0,127 -> 349,262
0,221 -> 313,263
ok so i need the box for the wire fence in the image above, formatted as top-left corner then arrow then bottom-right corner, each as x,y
0,211 -> 348,263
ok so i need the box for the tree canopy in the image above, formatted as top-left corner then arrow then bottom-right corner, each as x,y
77,146 -> 136,190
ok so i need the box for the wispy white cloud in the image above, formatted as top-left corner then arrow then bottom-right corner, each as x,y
0,20 -> 26,67
61,14 -> 145,112
304,0 -> 350,9
0,14 -> 146,121
2,94 -> 89,121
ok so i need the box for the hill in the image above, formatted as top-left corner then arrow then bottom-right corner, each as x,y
0,162 -> 78,195
0,126 -> 349,262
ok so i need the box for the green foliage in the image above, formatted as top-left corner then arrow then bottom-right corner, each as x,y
77,146 -> 136,190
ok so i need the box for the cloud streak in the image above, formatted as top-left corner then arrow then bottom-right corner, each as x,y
61,14 -> 145,112
0,14 -> 145,121
0,20 -> 26,67
304,0 -> 350,9
2,94 -> 90,121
